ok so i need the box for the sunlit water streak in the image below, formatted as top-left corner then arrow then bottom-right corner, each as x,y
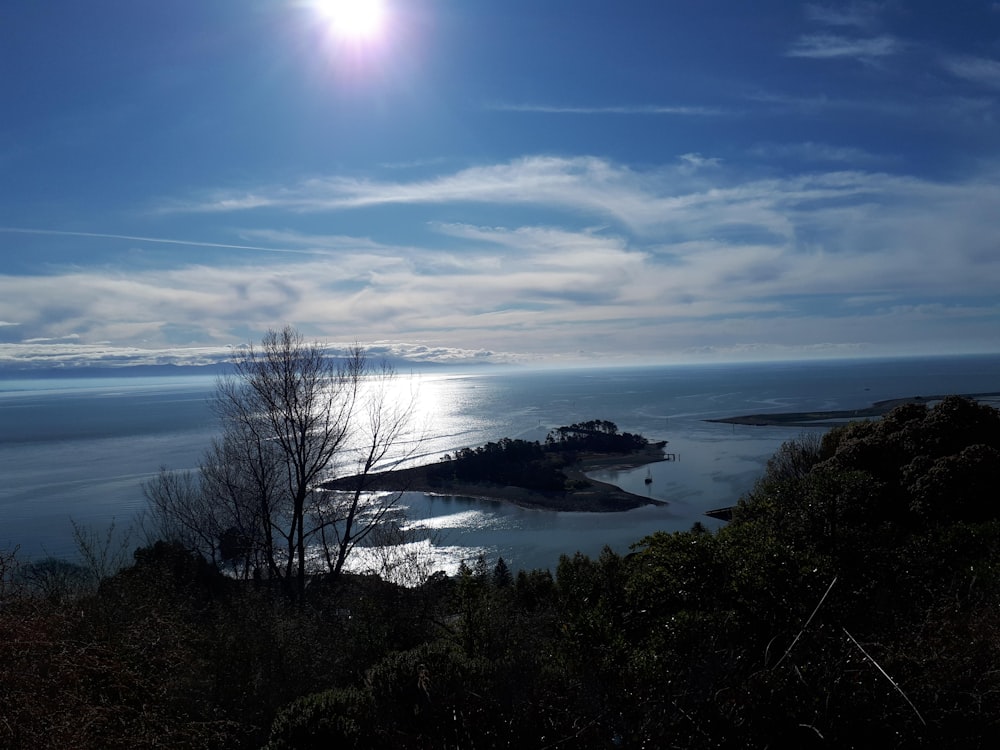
2,355 -> 999,573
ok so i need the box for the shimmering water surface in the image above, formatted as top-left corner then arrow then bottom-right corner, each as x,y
2,355 -> 999,572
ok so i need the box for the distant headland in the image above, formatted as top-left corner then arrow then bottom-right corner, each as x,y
324,420 -> 668,512
708,392 -> 1000,427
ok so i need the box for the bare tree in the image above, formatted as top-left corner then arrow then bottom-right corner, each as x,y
144,326 -> 418,597
199,421 -> 289,579
0,545 -> 25,605
313,358 -> 419,580
70,518 -> 134,590
143,466 -> 222,564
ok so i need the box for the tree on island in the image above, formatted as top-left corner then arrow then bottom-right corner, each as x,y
436,438 -> 567,490
546,420 -> 648,453
431,421 -> 653,494
144,326 -> 417,598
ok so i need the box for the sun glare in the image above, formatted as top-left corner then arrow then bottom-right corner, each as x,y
317,0 -> 387,40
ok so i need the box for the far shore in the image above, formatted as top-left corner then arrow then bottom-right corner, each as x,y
703,392 -> 1000,522
324,443 -> 668,512
707,391 -> 1000,427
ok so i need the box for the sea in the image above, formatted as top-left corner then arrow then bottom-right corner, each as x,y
2,354 -> 999,576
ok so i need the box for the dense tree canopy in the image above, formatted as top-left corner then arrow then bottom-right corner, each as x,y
546,419 -> 649,453
431,420 -> 652,492
433,437 -> 567,490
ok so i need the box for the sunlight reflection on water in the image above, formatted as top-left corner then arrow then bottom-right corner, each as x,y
5,356 -> 1000,572
402,509 -> 500,531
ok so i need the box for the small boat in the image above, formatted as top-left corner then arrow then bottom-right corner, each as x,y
644,468 -> 653,484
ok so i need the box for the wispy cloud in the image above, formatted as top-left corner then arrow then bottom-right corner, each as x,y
0,227 -> 322,256
378,156 -> 452,170
786,33 -> 901,60
167,156 -> 671,230
172,156 -> 900,238
484,103 -> 730,116
942,55 -> 1000,89
23,334 -> 81,343
792,3 -> 895,64
8,155 -> 1000,363
678,153 -> 723,170
750,141 -> 888,165
804,3 -> 883,30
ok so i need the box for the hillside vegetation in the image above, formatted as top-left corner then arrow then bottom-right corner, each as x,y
3,397 -> 1000,748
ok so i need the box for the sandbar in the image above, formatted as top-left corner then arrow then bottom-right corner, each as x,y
707,392 -> 1000,427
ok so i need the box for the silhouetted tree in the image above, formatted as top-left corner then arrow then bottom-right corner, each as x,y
145,327 -> 417,598
492,557 -> 512,587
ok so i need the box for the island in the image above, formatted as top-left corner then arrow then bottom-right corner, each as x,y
324,420 -> 668,512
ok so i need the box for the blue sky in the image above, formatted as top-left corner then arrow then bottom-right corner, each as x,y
2,0 -> 999,369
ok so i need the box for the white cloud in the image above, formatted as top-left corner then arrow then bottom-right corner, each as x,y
166,157 -> 905,238
804,3 -> 883,30
786,34 -> 901,60
484,103 -> 730,116
170,156 -> 675,231
942,56 -> 1000,89
6,156 -> 1000,366
0,338 -> 523,370
843,294 -> 898,307
679,153 -> 723,170
23,334 -> 81,343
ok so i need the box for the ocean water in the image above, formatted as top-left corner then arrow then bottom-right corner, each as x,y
2,355 -> 999,574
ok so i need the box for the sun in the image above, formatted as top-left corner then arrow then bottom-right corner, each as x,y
316,0 -> 387,41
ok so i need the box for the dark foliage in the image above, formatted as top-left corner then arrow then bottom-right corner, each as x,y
431,420 -> 650,492
4,397 -> 1000,747
432,436 -> 568,490
547,419 -> 649,453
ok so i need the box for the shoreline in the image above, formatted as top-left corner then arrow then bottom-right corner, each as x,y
324,444 -> 668,513
707,391 -> 1000,427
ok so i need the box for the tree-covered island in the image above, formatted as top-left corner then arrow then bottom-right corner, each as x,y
324,419 -> 668,512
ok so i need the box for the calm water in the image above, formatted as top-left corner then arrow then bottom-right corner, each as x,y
2,355 -> 999,573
